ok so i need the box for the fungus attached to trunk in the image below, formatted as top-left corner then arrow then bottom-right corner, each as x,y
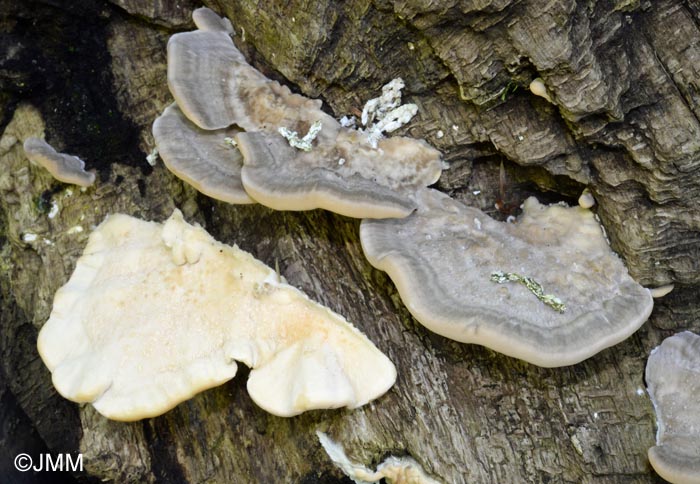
235,130 -> 441,218
360,188 -> 653,367
646,331 -> 700,484
23,137 -> 95,187
38,210 -> 396,420
152,103 -> 253,204
165,12 -> 442,217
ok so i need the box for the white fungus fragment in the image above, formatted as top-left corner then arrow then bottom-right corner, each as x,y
436,130 -> 444,139
529,78 -> 553,103
317,431 -> 441,484
339,116 -> 356,128
472,190 -> 481,196
146,147 -> 159,166
338,158 -> 346,166
578,188 -> 596,209
48,201 -> 59,219
649,284 -> 674,298
22,233 -> 38,242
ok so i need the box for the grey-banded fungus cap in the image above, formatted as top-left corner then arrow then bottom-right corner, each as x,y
360,188 -> 653,367
236,130 -> 441,219
166,12 -> 442,217
167,29 -> 250,130
153,103 -> 254,204
38,209 -> 396,420
646,331 -> 700,484
23,137 -> 95,187
192,7 -> 233,33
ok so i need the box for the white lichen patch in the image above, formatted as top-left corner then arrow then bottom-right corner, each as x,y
48,200 -> 60,219
278,120 -> 322,152
146,147 -> 159,166
359,78 -> 419,148
22,232 -> 38,243
339,116 -> 356,128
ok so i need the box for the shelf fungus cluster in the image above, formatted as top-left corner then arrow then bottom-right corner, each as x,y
38,210 -> 396,420
38,7 -> 659,425
646,332 -> 700,484
154,8 -> 442,219
150,8 -> 656,369
360,189 -> 654,367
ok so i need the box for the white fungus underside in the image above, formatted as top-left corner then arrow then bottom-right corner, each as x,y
38,210 -> 395,420
646,331 -> 700,484
360,188 -> 653,367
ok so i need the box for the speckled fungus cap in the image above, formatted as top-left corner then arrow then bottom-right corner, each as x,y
38,209 -> 396,420
23,137 -> 95,187
153,103 -> 253,204
166,9 -> 442,217
646,331 -> 700,484
360,188 -> 653,367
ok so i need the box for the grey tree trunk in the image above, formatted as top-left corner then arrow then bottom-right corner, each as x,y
1,0 -> 698,482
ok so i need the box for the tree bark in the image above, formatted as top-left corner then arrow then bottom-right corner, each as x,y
1,0 -> 698,482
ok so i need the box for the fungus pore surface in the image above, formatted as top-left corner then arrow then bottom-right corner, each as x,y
646,331 -> 700,484
360,188 -> 653,367
38,210 -> 396,420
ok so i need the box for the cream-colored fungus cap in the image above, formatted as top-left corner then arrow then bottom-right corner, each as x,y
38,210 -> 396,420
192,7 -> 233,33
152,103 -> 253,204
646,331 -> 700,484
23,137 -> 95,187
236,130 -> 441,219
360,188 -> 653,367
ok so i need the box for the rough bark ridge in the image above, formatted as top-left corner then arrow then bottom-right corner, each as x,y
0,0 -> 698,482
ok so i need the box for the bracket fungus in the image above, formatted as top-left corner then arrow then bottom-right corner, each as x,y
646,331 -> 700,484
38,210 -> 396,420
235,129 -> 441,218
152,103 -> 253,204
23,137 -> 95,187
165,10 -> 442,218
360,188 -> 653,367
